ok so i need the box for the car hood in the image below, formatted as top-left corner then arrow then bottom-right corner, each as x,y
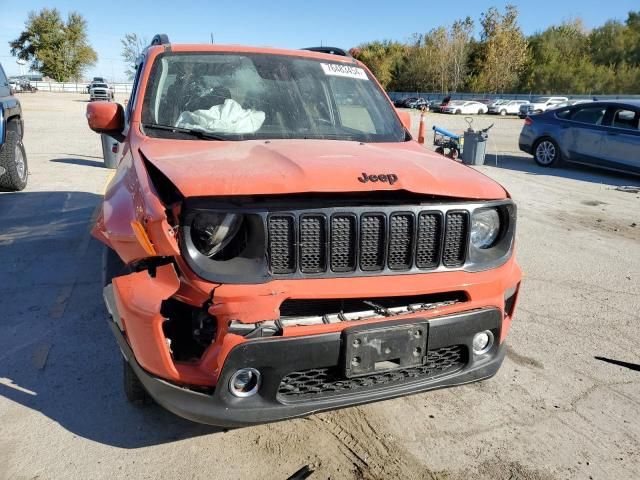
139,138 -> 506,200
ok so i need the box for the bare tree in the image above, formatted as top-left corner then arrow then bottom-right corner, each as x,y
121,33 -> 147,80
449,17 -> 474,92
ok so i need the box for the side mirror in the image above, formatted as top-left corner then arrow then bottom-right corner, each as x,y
86,102 -> 124,138
396,109 -> 411,131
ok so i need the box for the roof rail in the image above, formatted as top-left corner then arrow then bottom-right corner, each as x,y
150,34 -> 170,46
302,46 -> 351,57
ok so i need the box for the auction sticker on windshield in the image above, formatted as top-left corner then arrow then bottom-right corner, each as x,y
321,63 -> 369,80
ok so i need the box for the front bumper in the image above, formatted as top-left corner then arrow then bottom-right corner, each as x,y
109,307 -> 505,427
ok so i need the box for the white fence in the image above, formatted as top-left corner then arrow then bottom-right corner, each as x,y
32,81 -> 133,94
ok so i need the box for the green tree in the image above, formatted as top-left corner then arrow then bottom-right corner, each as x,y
470,5 -> 528,93
350,40 -> 407,89
9,8 -> 97,82
121,33 -> 148,80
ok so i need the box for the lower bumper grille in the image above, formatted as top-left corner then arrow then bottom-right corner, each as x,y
277,345 -> 467,401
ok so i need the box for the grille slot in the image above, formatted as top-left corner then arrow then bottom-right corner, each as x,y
416,212 -> 442,269
268,215 -> 296,274
278,345 -> 467,400
443,211 -> 469,267
299,215 -> 327,273
360,214 -> 386,271
387,213 -> 414,270
331,215 -> 357,272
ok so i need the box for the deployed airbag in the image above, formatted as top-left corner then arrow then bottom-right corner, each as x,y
176,99 -> 265,134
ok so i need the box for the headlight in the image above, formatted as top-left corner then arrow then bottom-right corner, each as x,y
191,212 -> 243,258
470,208 -> 500,249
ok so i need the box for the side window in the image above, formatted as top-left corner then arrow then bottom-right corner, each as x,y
567,106 -> 606,125
126,61 -> 144,122
610,109 -> 640,131
0,65 -> 9,97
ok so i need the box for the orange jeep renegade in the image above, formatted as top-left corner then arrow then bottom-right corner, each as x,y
87,35 -> 521,426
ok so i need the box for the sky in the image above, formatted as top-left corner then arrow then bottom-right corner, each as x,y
0,0 -> 638,82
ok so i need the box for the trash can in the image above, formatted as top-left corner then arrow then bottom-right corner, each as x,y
100,134 -> 119,169
461,129 -> 488,166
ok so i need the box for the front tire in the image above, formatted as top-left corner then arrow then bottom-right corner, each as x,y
123,359 -> 153,405
455,109 -> 461,115
500,109 -> 507,116
533,138 -> 561,167
0,122 -> 28,191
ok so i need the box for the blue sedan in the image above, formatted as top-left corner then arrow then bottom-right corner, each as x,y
519,101 -> 640,175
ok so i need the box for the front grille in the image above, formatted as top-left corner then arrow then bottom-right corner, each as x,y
443,212 -> 469,267
330,215 -> 357,272
278,345 -> 467,400
268,216 -> 296,273
360,214 -> 385,270
299,215 -> 326,273
268,208 -> 469,276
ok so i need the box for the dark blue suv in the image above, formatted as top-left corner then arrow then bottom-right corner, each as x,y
0,62 -> 28,191
519,101 -> 640,175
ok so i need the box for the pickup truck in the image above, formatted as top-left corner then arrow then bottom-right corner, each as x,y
89,82 -> 114,101
0,63 -> 28,191
85,35 -> 521,426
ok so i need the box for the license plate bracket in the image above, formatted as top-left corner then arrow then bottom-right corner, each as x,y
343,322 -> 428,378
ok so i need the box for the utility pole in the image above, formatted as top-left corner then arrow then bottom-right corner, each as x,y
210,33 -> 214,44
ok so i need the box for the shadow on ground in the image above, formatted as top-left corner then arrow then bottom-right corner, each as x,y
0,191 -> 220,448
595,356 -> 640,372
50,157 -> 107,168
483,154 -> 640,188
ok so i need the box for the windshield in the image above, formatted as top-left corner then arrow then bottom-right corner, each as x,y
532,97 -> 551,103
141,52 -> 406,142
93,83 -> 108,88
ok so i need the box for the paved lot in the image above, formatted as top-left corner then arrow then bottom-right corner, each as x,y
1,93 -> 639,480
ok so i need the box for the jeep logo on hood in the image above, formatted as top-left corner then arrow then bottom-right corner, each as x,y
357,172 -> 398,185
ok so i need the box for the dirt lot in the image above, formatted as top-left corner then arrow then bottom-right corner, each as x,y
1,93 -> 639,480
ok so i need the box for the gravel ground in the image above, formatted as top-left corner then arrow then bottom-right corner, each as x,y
1,93 -> 639,480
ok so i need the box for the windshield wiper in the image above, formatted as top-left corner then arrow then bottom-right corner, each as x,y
142,123 -> 227,141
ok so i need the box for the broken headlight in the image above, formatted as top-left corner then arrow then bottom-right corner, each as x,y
181,206 -> 269,284
192,212 -> 243,258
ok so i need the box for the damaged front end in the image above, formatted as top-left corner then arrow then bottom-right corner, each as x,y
96,147 -> 521,427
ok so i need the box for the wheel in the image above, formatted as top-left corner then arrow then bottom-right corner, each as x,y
500,109 -> 507,116
123,358 -> 153,405
435,147 -> 445,156
0,121 -> 28,191
533,138 -> 561,167
478,109 -> 484,115
455,110 -> 461,115
447,148 -> 459,160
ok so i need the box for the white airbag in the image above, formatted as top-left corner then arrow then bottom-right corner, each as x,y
176,99 -> 265,134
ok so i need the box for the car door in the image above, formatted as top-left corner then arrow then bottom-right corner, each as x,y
558,105 -> 608,163
599,106 -> 640,173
